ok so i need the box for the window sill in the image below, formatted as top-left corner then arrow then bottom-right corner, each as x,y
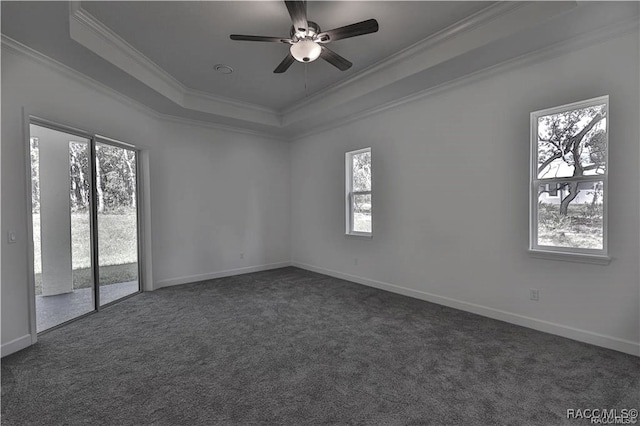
527,249 -> 611,265
345,233 -> 373,239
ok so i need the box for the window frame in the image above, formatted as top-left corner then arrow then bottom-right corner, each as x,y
345,147 -> 372,237
529,95 -> 610,262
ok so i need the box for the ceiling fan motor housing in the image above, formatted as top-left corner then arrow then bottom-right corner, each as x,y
290,21 -> 321,40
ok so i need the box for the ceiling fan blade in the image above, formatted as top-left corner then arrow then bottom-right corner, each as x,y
285,1 -> 308,34
274,53 -> 295,73
230,35 -> 292,44
319,46 -> 352,71
316,19 -> 379,43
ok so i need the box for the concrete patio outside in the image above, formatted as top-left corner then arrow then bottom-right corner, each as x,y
36,281 -> 139,332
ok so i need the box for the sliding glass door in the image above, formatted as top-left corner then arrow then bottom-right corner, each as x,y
29,121 -> 141,332
30,124 -> 94,332
95,141 -> 139,306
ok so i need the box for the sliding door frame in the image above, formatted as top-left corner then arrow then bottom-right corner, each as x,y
24,114 -> 143,337
94,135 -> 143,308
89,133 -> 100,309
23,111 -> 38,343
26,116 -> 97,336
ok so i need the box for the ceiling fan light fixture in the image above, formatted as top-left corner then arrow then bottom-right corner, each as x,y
290,39 -> 321,63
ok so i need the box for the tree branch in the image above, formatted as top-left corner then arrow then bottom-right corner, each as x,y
538,135 -> 560,150
582,164 -> 601,171
572,113 -> 604,148
567,112 -> 604,177
537,152 -> 563,175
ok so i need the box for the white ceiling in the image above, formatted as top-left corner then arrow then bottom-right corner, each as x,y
2,1 -> 638,138
80,1 -> 492,110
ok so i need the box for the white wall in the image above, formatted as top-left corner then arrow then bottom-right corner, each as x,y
1,47 -> 291,351
291,31 -> 640,355
2,27 -> 638,357
150,120 -> 291,288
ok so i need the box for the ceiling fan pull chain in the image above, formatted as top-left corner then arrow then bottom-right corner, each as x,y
304,63 -> 308,97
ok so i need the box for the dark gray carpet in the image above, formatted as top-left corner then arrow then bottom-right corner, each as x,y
2,267 -> 638,425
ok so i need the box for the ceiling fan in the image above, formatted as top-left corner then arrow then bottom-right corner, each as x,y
230,1 -> 379,73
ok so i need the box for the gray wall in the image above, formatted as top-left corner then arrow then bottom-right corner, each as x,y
1,47 -> 291,349
290,31 -> 640,354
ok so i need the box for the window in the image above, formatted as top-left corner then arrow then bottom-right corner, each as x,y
530,96 -> 608,259
346,147 -> 372,236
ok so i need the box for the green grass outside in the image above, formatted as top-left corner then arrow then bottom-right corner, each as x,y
538,203 -> 603,249
353,212 -> 372,233
33,212 -> 138,295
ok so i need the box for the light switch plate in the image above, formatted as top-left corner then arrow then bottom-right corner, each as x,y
7,231 -> 17,243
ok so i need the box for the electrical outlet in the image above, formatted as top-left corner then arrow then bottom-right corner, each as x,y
240,252 -> 244,259
530,289 -> 539,301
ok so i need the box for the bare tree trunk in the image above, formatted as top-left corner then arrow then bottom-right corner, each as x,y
559,181 -> 579,215
559,121 -> 591,216
69,146 -> 80,211
73,145 -> 88,210
95,151 -> 105,213
30,138 -> 40,212
124,150 -> 136,209
70,173 -> 79,210
77,165 -> 88,210
590,186 -> 599,211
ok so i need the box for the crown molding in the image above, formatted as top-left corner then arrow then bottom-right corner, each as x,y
68,2 -> 281,127
69,1 -> 184,104
66,1 -> 574,129
1,35 -> 288,142
283,1 -> 578,128
65,1 -> 578,131
282,1 -> 525,116
6,4 -> 635,143
155,112 -> 288,142
2,35 -> 161,120
182,88 -> 282,126
293,16 -> 639,141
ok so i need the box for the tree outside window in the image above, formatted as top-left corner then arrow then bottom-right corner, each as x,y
346,148 -> 372,235
531,96 -> 608,255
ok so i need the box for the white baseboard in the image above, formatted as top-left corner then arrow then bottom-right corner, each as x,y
154,261 -> 292,289
292,262 -> 640,357
1,334 -> 33,358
